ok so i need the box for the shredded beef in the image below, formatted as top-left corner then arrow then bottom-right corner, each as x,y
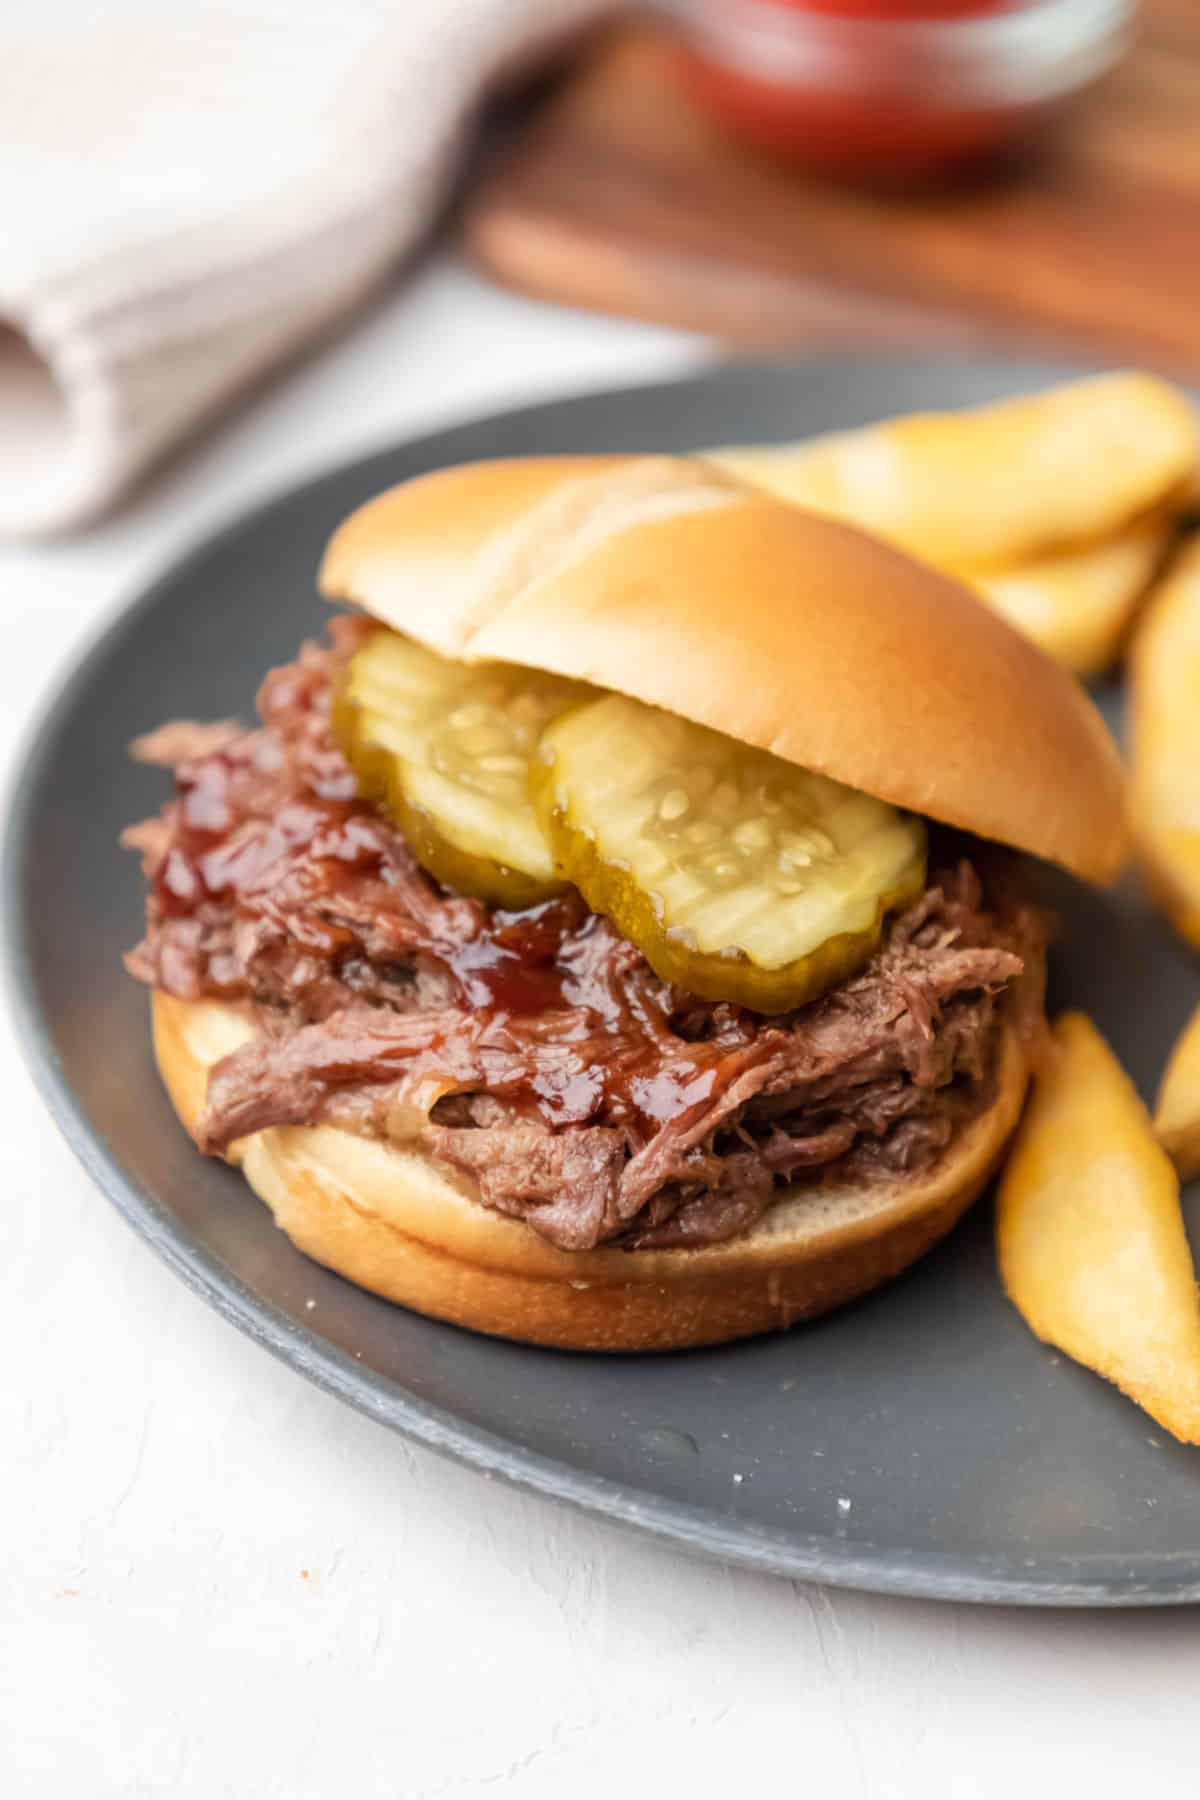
124,626 -> 1050,1253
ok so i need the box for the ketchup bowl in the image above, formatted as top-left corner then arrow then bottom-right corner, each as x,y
662,0 -> 1135,176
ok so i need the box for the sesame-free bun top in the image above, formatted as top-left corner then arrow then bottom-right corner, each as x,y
321,455 -> 1128,886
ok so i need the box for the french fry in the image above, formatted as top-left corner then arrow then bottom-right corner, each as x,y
1130,536 -> 1200,948
708,373 -> 1193,675
997,1012 -> 1200,1444
969,516 -> 1170,678
706,372 -> 1197,570
1155,1006 -> 1200,1185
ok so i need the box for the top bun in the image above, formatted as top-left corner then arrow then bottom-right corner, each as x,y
321,455 -> 1128,886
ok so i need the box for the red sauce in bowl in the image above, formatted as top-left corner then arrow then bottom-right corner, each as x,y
670,0 -> 1132,175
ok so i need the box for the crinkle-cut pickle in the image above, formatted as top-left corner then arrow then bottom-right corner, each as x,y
533,695 -> 927,1013
333,629 -> 578,908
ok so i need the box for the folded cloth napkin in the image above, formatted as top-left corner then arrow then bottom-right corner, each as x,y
0,0 -> 612,537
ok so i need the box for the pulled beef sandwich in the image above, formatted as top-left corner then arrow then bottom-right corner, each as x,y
123,456 -> 1127,1350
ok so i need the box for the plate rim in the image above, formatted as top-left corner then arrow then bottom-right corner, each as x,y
9,352 -> 1200,1609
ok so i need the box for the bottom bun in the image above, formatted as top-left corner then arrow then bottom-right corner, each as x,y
152,991 -> 1029,1351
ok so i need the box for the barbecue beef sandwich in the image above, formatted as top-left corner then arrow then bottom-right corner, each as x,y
123,456 -> 1127,1349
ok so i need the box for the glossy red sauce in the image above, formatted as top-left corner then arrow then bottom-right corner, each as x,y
132,632 -> 766,1147
154,745 -> 596,1009
438,917 -> 574,1015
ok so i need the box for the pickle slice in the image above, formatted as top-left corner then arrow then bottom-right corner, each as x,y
533,696 -> 927,1013
334,630 -> 578,908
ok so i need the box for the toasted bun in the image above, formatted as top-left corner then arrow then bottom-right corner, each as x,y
153,991 -> 1030,1352
321,456 -> 1127,886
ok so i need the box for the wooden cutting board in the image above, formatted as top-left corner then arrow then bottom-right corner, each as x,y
465,2 -> 1200,367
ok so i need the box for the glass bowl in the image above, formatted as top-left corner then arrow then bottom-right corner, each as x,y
659,0 -> 1136,175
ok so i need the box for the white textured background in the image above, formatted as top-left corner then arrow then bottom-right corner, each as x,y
5,260 -> 1200,1800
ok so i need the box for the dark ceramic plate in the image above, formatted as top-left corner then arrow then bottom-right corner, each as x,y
8,356 -> 1200,1606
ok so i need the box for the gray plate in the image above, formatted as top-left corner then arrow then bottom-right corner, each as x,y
8,355 -> 1200,1606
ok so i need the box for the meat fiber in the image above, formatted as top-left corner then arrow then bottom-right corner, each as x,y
124,627 -> 1049,1252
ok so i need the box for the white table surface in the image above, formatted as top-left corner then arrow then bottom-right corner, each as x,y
4,258 -> 1199,1800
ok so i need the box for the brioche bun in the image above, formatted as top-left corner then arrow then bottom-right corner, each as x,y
322,455 -> 1128,886
154,992 -> 1030,1352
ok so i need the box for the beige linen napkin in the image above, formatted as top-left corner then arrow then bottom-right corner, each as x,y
0,0 -> 612,537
